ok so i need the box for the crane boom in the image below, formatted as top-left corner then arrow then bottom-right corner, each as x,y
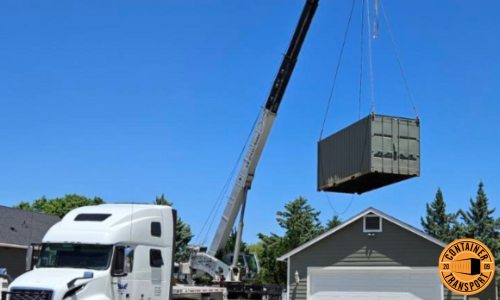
208,0 -> 320,257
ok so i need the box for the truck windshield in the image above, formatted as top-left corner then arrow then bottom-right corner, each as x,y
36,243 -> 113,270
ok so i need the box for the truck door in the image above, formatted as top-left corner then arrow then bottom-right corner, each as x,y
111,246 -> 135,300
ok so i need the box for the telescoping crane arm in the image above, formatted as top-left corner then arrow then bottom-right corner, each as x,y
208,0 -> 320,258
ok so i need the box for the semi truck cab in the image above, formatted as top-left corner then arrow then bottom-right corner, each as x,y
3,204 -> 224,300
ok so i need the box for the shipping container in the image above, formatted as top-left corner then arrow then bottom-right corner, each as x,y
318,114 -> 420,194
450,258 -> 481,275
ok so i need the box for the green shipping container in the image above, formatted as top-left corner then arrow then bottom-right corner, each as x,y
318,114 -> 420,194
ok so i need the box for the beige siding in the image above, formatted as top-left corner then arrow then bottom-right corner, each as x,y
0,247 -> 26,279
289,218 -> 445,300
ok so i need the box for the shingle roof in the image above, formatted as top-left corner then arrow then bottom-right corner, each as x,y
0,206 -> 60,247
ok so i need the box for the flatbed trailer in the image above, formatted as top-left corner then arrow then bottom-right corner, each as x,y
172,286 -> 227,300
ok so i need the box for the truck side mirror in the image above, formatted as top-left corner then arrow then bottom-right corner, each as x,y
112,246 -> 127,277
0,268 -> 13,284
26,245 -> 34,271
124,247 -> 133,274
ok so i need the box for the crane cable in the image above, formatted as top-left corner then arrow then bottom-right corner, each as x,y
379,0 -> 419,119
367,0 -> 376,114
320,0 -> 366,216
193,109 -> 261,246
357,0 -> 366,120
320,0 -> 421,217
325,193 -> 355,217
318,0 -> 358,141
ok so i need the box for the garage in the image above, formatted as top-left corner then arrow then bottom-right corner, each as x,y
308,267 -> 441,300
278,207 -> 498,300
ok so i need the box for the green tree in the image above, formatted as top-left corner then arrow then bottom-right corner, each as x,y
458,182 -> 500,264
246,242 -> 263,256
256,233 -> 287,284
277,196 -> 323,249
325,215 -> 342,230
257,196 -> 324,284
420,188 -> 455,243
154,194 -> 194,263
14,194 -> 104,218
225,227 -> 247,254
154,194 -> 170,206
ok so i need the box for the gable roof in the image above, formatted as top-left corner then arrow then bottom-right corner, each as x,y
0,206 -> 60,248
278,207 -> 447,261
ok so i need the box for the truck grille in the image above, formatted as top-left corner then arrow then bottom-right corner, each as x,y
8,289 -> 53,300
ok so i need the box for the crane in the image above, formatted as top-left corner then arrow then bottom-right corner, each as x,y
187,0 -> 320,283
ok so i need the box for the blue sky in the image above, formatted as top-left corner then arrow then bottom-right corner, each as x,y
0,1 -> 498,244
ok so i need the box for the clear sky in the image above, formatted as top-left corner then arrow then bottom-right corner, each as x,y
0,1 -> 498,244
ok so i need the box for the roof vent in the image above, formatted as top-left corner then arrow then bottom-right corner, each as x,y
363,214 -> 382,233
75,214 -> 111,222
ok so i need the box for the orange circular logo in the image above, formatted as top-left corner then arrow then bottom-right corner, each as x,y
439,239 -> 495,295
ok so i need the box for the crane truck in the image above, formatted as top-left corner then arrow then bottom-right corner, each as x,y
1,0 -> 320,299
186,0 -> 319,286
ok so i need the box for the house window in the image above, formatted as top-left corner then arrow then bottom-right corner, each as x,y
151,222 -> 162,237
150,249 -> 164,267
363,214 -> 382,232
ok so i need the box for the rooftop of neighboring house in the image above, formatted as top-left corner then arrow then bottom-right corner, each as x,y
0,206 -> 60,248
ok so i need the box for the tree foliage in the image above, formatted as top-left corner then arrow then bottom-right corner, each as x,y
458,182 -> 500,264
246,242 -> 263,256
225,227 -> 247,254
14,194 -> 104,218
154,194 -> 194,263
325,215 -> 342,230
256,233 -> 287,284
420,188 -> 455,243
258,196 -> 324,284
277,196 -> 323,250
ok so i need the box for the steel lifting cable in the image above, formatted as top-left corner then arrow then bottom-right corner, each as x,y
357,0 -> 366,120
325,193 -> 355,217
318,0 -> 358,141
379,0 -> 419,119
319,0 -> 366,217
194,110 -> 261,246
367,0 -> 376,114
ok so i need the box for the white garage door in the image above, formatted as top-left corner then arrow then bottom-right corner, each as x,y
308,268 -> 441,300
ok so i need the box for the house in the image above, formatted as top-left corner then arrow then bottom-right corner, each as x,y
0,206 -> 60,279
278,207 -> 497,300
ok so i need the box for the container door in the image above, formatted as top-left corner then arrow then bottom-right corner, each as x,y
392,118 -> 399,173
371,116 -> 394,173
371,117 -> 382,173
397,119 -> 420,176
398,119 -> 410,175
407,120 -> 420,175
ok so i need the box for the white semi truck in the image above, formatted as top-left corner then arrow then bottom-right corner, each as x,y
1,204 -> 226,300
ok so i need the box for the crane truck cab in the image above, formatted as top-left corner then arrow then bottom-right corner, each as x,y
3,204 -> 226,300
